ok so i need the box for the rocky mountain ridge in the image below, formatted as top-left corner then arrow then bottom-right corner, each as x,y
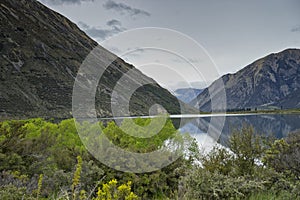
190,49 -> 300,111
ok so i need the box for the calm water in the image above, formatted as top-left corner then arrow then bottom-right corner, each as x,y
176,113 -> 300,147
100,113 -> 300,150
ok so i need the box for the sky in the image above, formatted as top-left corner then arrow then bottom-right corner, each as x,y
39,0 -> 300,91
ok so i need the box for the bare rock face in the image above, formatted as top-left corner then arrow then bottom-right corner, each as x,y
0,0 -> 181,119
190,49 -> 300,111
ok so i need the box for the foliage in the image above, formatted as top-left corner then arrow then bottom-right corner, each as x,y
1,118 -> 299,199
0,184 -> 36,200
180,125 -> 300,200
37,174 -> 43,199
72,156 -> 83,200
228,125 -> 265,176
94,179 -> 138,200
200,146 -> 234,175
0,118 -> 191,199
263,130 -> 300,180
103,117 -> 178,153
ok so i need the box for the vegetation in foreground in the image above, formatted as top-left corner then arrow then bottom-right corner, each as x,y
0,118 -> 299,199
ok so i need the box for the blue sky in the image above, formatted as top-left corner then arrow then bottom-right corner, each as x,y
39,0 -> 300,90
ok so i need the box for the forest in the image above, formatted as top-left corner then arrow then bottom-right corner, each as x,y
0,118 -> 299,199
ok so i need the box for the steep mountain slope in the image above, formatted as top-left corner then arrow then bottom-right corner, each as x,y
0,0 -> 182,119
174,88 -> 203,103
190,49 -> 300,111
273,88 -> 300,109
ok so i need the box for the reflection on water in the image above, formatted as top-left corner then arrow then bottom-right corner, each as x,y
99,113 -> 300,151
177,114 -> 300,147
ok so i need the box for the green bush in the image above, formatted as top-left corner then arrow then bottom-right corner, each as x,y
0,118 -> 192,199
1,119 -> 299,199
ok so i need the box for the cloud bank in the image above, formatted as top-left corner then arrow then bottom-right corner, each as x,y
291,26 -> 300,32
103,0 -> 150,17
106,19 -> 122,27
78,19 -> 125,40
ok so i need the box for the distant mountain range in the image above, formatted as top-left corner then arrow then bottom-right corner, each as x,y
190,49 -> 300,111
0,0 -> 185,119
174,88 -> 203,103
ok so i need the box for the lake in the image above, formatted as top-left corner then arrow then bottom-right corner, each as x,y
99,113 -> 300,151
176,113 -> 300,151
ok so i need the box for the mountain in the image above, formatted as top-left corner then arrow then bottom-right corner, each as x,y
273,88 -> 300,109
190,49 -> 300,111
174,88 -> 203,103
0,0 -> 183,119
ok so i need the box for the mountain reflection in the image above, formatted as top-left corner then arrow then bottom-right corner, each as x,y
178,114 -> 300,146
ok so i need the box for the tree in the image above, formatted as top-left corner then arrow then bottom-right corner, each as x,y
229,125 -> 265,176
201,146 -> 234,175
263,130 -> 300,180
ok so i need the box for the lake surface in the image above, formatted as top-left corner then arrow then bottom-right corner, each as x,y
100,113 -> 300,151
176,113 -> 300,149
